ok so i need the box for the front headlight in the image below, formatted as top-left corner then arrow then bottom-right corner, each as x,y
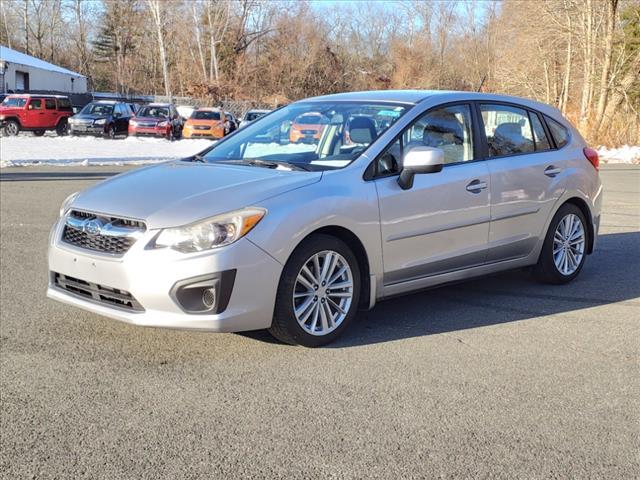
129,120 -> 138,126
94,118 -> 106,125
153,208 -> 266,253
157,121 -> 169,127
59,191 -> 79,217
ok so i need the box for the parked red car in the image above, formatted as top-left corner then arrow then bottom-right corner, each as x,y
128,103 -> 183,140
0,94 -> 73,136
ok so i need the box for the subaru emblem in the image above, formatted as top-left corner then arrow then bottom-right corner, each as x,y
84,219 -> 103,236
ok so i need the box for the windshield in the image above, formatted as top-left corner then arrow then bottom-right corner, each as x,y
137,106 -> 169,118
80,103 -> 114,116
192,110 -> 221,121
201,102 -> 408,171
1,97 -> 27,108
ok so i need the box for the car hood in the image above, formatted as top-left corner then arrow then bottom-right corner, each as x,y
0,106 -> 22,114
186,119 -> 221,127
71,161 -> 322,229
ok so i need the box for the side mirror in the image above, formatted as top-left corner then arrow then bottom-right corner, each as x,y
397,146 -> 444,190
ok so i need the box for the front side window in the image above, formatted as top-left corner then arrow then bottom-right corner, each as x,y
201,102 -> 408,171
375,103 -> 474,175
29,99 -> 42,110
45,99 -> 56,110
481,104 -> 534,157
545,116 -> 570,148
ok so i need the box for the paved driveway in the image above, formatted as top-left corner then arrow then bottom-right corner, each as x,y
1,165 -> 638,479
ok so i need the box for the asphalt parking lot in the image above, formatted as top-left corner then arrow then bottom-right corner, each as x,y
1,164 -> 638,479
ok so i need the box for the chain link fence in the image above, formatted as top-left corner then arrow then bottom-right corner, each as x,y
153,96 -> 273,118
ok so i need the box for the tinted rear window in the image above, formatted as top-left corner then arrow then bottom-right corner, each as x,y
545,116 -> 570,148
57,98 -> 73,111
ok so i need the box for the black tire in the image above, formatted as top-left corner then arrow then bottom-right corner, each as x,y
104,125 -> 116,139
4,120 -> 20,136
268,234 -> 361,347
33,130 -> 45,137
533,203 -> 588,284
56,119 -> 68,136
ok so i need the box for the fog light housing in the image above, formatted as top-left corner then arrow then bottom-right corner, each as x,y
170,270 -> 236,314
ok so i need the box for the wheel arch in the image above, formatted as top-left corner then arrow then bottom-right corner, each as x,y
296,225 -> 372,311
3,116 -> 21,126
559,197 -> 595,254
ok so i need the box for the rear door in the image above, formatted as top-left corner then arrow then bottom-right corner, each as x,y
478,103 -> 565,262
375,103 -> 491,290
44,98 -> 58,128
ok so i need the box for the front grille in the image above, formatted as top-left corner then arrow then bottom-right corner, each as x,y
53,272 -> 144,312
62,210 -> 145,255
136,121 -> 157,128
194,125 -> 210,130
301,129 -> 316,134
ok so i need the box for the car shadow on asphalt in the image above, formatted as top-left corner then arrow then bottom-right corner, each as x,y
241,231 -> 640,348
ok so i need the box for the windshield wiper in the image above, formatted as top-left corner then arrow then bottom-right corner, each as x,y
227,158 -> 311,171
191,154 -> 206,163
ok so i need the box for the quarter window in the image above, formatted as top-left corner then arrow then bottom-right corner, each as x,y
545,116 -> 570,148
530,113 -> 551,151
480,104 -> 534,157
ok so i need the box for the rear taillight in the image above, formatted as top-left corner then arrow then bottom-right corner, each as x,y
583,147 -> 599,170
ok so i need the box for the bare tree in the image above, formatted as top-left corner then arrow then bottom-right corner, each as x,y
146,0 -> 171,97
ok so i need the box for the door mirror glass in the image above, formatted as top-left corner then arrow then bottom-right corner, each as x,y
398,146 -> 444,190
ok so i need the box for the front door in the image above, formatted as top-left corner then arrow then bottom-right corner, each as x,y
24,98 -> 44,128
374,103 -> 491,288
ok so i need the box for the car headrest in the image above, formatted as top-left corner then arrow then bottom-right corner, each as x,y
422,111 -> 464,146
494,122 -> 523,139
349,117 -> 377,144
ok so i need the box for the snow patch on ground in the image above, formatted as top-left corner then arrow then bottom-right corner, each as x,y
0,134 -> 214,168
596,145 -> 640,165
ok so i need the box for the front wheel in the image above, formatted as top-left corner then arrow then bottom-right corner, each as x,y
533,203 -> 588,284
4,120 -> 20,136
269,234 -> 361,347
104,125 -> 116,139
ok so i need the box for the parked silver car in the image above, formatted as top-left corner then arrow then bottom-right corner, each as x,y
47,90 -> 602,346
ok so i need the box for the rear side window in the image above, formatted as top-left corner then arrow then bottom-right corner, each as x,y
530,113 -> 551,151
57,98 -> 72,111
545,116 -> 570,148
45,99 -> 56,110
29,99 -> 42,110
480,104 -> 534,157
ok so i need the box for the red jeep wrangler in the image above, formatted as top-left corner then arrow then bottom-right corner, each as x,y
0,94 -> 73,136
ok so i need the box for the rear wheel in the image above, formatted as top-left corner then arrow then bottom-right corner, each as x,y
4,120 -> 20,136
533,203 -> 588,284
33,130 -> 45,137
56,119 -> 68,136
269,234 -> 361,347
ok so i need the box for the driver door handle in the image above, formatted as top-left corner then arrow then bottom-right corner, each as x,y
466,179 -> 487,193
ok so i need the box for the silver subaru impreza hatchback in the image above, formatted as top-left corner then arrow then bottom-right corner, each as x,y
48,90 -> 602,346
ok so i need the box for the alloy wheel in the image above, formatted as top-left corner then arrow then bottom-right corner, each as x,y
293,250 -> 354,336
552,213 -> 585,276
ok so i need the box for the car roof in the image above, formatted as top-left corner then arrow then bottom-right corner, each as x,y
195,107 -> 221,111
298,90 -> 559,113
6,94 -> 69,99
247,109 -> 270,113
146,103 -> 171,107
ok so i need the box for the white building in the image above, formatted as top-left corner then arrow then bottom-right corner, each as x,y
0,46 -> 87,94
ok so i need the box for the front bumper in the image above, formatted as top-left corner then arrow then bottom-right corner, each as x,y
47,219 -> 283,332
183,126 -> 223,139
129,126 -> 170,137
69,124 -> 105,135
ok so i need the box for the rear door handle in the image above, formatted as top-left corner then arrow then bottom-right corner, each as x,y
544,165 -> 561,177
466,179 -> 487,193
